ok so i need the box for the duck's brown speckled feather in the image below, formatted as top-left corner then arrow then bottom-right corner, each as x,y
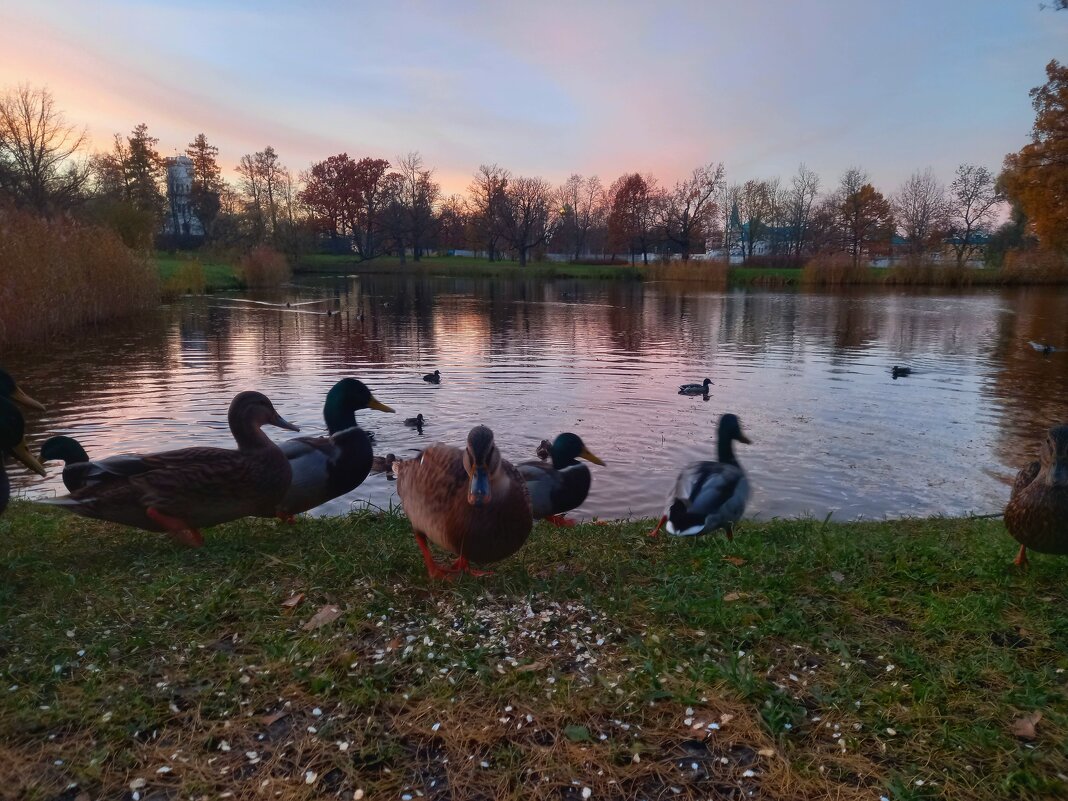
395,443 -> 532,565
1005,460 -> 1068,555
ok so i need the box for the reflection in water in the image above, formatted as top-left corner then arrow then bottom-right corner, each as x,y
4,276 -> 1068,523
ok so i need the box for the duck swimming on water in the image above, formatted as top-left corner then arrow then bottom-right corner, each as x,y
679,378 -> 712,396
891,366 -> 912,379
423,370 -> 441,384
650,413 -> 751,539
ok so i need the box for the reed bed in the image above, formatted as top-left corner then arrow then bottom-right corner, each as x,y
645,259 -> 729,288
800,255 -> 875,286
1000,250 -> 1068,284
0,210 -> 159,348
237,245 -> 292,288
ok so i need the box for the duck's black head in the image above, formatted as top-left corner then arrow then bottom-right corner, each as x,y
548,432 -> 606,469
716,413 -> 750,464
323,378 -> 395,433
0,369 -> 45,411
464,425 -> 500,507
40,435 -> 89,466
1043,425 -> 1068,487
0,397 -> 46,476
703,378 -> 712,388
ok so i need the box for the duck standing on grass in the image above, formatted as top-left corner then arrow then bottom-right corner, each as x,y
650,413 -> 751,539
518,433 -> 605,526
39,436 -> 90,491
39,391 -> 298,547
393,425 -> 532,578
277,378 -> 394,520
1004,425 -> 1068,567
1,397 -> 48,517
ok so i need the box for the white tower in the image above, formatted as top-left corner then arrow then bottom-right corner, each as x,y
164,155 -> 205,237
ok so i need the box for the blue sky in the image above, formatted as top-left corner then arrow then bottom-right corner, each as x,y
1,0 -> 1063,193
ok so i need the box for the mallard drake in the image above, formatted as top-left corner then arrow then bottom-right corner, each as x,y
278,378 -> 394,519
1004,425 -> 1068,567
679,378 -> 712,396
891,366 -> 912,379
41,391 -> 298,547
40,435 -> 90,491
650,413 -> 751,538
423,370 -> 441,384
394,425 -> 532,578
1,397 -> 48,517
404,413 -> 426,428
0,368 -> 46,412
518,433 -> 605,526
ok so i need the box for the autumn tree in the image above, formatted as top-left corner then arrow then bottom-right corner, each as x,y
351,157 -> 391,259
893,168 -> 947,260
236,146 -> 287,244
660,162 -> 724,260
1001,60 -> 1068,251
607,173 -> 659,264
436,194 -> 468,251
0,85 -> 89,213
395,152 -> 439,260
947,164 -> 1001,265
467,164 -> 510,260
836,168 -> 893,266
555,174 -> 607,261
501,175 -> 554,266
299,153 -> 360,250
185,133 -> 222,236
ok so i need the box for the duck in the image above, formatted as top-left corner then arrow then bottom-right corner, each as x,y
517,433 -> 605,526
394,425 -> 532,578
423,370 -> 441,384
0,368 -> 46,412
1029,341 -> 1057,355
1,397 -> 48,517
277,378 -> 394,519
370,452 -> 397,480
891,366 -> 912,379
650,413 -> 751,538
679,378 -> 712,396
1004,425 -> 1068,567
404,413 -> 426,428
39,435 -> 90,491
40,391 -> 299,547
535,439 -> 553,461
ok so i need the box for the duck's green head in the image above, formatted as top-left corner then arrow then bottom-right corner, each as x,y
323,378 -> 395,433
549,432 -> 605,469
1044,425 -> 1068,487
0,397 -> 46,476
0,369 -> 45,412
40,435 -> 89,466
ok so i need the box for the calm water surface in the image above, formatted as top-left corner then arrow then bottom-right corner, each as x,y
5,274 -> 1068,522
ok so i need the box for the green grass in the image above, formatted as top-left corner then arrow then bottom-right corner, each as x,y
155,255 -> 242,292
729,267 -> 804,287
297,254 -> 645,280
1,503 -> 1065,800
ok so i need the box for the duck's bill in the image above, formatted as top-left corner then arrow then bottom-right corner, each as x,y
10,386 -> 45,412
271,413 -> 300,432
368,396 -> 395,414
11,439 -> 47,476
579,447 -> 606,466
468,467 -> 491,506
737,433 -> 752,444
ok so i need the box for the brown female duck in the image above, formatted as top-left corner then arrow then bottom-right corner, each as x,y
42,391 -> 298,547
394,425 -> 532,578
1004,425 -> 1068,566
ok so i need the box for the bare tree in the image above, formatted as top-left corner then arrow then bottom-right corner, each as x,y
0,85 -> 89,213
501,176 -> 554,266
736,179 -> 775,261
555,174 -> 607,260
236,146 -> 288,244
893,168 -> 948,262
395,152 -> 440,260
467,164 -> 510,260
947,164 -> 1001,266
786,164 -> 820,260
660,162 -> 725,260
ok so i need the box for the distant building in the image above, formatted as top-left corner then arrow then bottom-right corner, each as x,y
163,155 -> 205,238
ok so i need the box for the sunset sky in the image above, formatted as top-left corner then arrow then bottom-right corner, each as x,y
1,0 -> 1064,194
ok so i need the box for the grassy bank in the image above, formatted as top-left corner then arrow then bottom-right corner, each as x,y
1,503 -> 1064,800
156,255 -> 242,293
298,254 -> 646,281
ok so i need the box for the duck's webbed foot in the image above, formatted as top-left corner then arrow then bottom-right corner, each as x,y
1013,544 -> 1029,568
414,530 -> 452,580
648,515 -> 667,538
147,507 -> 205,548
449,555 -> 494,577
545,514 -> 576,528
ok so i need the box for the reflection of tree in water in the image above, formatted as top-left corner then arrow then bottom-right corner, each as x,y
987,287 -> 1068,474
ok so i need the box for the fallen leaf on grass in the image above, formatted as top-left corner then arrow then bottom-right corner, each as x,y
723,592 -> 748,602
261,709 -> 289,726
515,660 -> 548,673
302,604 -> 342,631
758,748 -> 776,758
723,556 -> 747,567
281,593 -> 305,609
1012,711 -> 1042,739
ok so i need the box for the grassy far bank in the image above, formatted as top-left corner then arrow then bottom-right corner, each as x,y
156,255 -> 242,293
1,504 -> 1065,801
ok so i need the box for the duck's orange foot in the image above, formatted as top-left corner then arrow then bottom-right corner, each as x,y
1013,544 -> 1029,568
449,556 -> 494,577
147,507 -> 204,548
648,515 -> 667,539
545,514 -> 576,528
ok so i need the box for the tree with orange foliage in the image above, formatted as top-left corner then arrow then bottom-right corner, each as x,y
836,168 -> 893,267
1001,60 -> 1068,252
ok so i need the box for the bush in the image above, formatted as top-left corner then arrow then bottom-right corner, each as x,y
236,246 -> 291,288
0,209 -> 159,347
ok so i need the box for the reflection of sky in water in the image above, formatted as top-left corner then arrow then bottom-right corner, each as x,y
6,277 -> 1068,523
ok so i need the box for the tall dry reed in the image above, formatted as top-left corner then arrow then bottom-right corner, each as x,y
801,255 -> 874,286
236,246 -> 291,288
0,210 -> 159,348
645,259 -> 728,288
1000,250 -> 1068,284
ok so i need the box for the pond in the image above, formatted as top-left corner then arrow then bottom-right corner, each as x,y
5,273 -> 1068,524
